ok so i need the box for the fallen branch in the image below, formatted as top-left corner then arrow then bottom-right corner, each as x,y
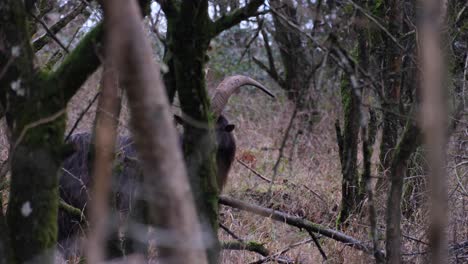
249,238 -> 312,264
219,195 -> 385,259
222,241 -> 295,264
222,240 -> 269,256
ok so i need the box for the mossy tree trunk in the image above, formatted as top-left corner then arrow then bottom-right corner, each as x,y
0,1 -> 119,262
335,0 -> 369,226
336,74 -> 361,226
374,0 -> 404,188
1,2 -> 63,263
159,1 -> 264,262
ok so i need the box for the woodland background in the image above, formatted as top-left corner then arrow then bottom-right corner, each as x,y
0,0 -> 467,263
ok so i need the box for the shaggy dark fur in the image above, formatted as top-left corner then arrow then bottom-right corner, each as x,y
58,116 -> 237,257
58,133 -> 141,256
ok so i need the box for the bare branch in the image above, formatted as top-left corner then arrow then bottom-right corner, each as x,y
47,23 -> 103,103
32,2 -> 87,52
65,91 -> 100,142
211,0 -> 264,37
268,107 -> 297,197
29,12 -> 70,53
252,56 -> 285,87
306,229 -> 328,260
237,19 -> 263,63
345,0 -> 405,51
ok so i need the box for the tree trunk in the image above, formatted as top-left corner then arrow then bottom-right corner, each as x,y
269,0 -> 314,109
336,0 -> 369,225
1,1 -> 152,263
336,74 -> 361,226
376,0 -> 404,189
385,121 -> 420,264
160,1 -> 265,262
1,2 -> 65,263
164,3 -> 219,263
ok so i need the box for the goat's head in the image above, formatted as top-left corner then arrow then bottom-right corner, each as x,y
209,75 -> 275,189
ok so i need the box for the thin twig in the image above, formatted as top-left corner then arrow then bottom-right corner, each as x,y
32,2 -> 86,52
306,229 -> 328,260
29,12 -> 70,53
248,238 -> 307,264
13,109 -> 66,150
236,158 -> 272,183
302,185 -> 327,204
268,5 -> 385,99
65,91 -> 100,142
237,18 -> 264,64
268,107 -> 297,197
219,223 -> 243,242
345,0 -> 405,51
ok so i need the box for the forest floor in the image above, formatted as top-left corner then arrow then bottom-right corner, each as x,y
1,68 -> 467,264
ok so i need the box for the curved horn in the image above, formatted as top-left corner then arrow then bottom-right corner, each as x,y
211,75 -> 275,117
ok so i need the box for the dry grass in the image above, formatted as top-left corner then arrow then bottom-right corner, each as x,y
218,81 -> 365,263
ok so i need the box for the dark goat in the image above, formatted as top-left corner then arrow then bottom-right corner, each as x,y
57,75 -> 274,256
58,133 -> 140,255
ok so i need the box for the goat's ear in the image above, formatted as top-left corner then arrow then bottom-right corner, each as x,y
225,124 -> 235,132
174,115 -> 184,126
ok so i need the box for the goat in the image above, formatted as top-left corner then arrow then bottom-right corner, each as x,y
57,75 -> 274,257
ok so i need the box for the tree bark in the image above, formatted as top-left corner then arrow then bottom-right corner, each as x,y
376,0 -> 404,189
0,1 -> 151,263
1,2 -> 63,262
268,0 -> 314,108
159,1 -> 264,262
385,120 -> 420,264
336,73 -> 361,226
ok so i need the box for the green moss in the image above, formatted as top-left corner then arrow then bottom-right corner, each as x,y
340,76 -> 351,111
46,23 -> 103,104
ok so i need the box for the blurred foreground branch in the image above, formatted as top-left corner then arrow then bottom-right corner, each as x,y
100,0 -> 207,263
